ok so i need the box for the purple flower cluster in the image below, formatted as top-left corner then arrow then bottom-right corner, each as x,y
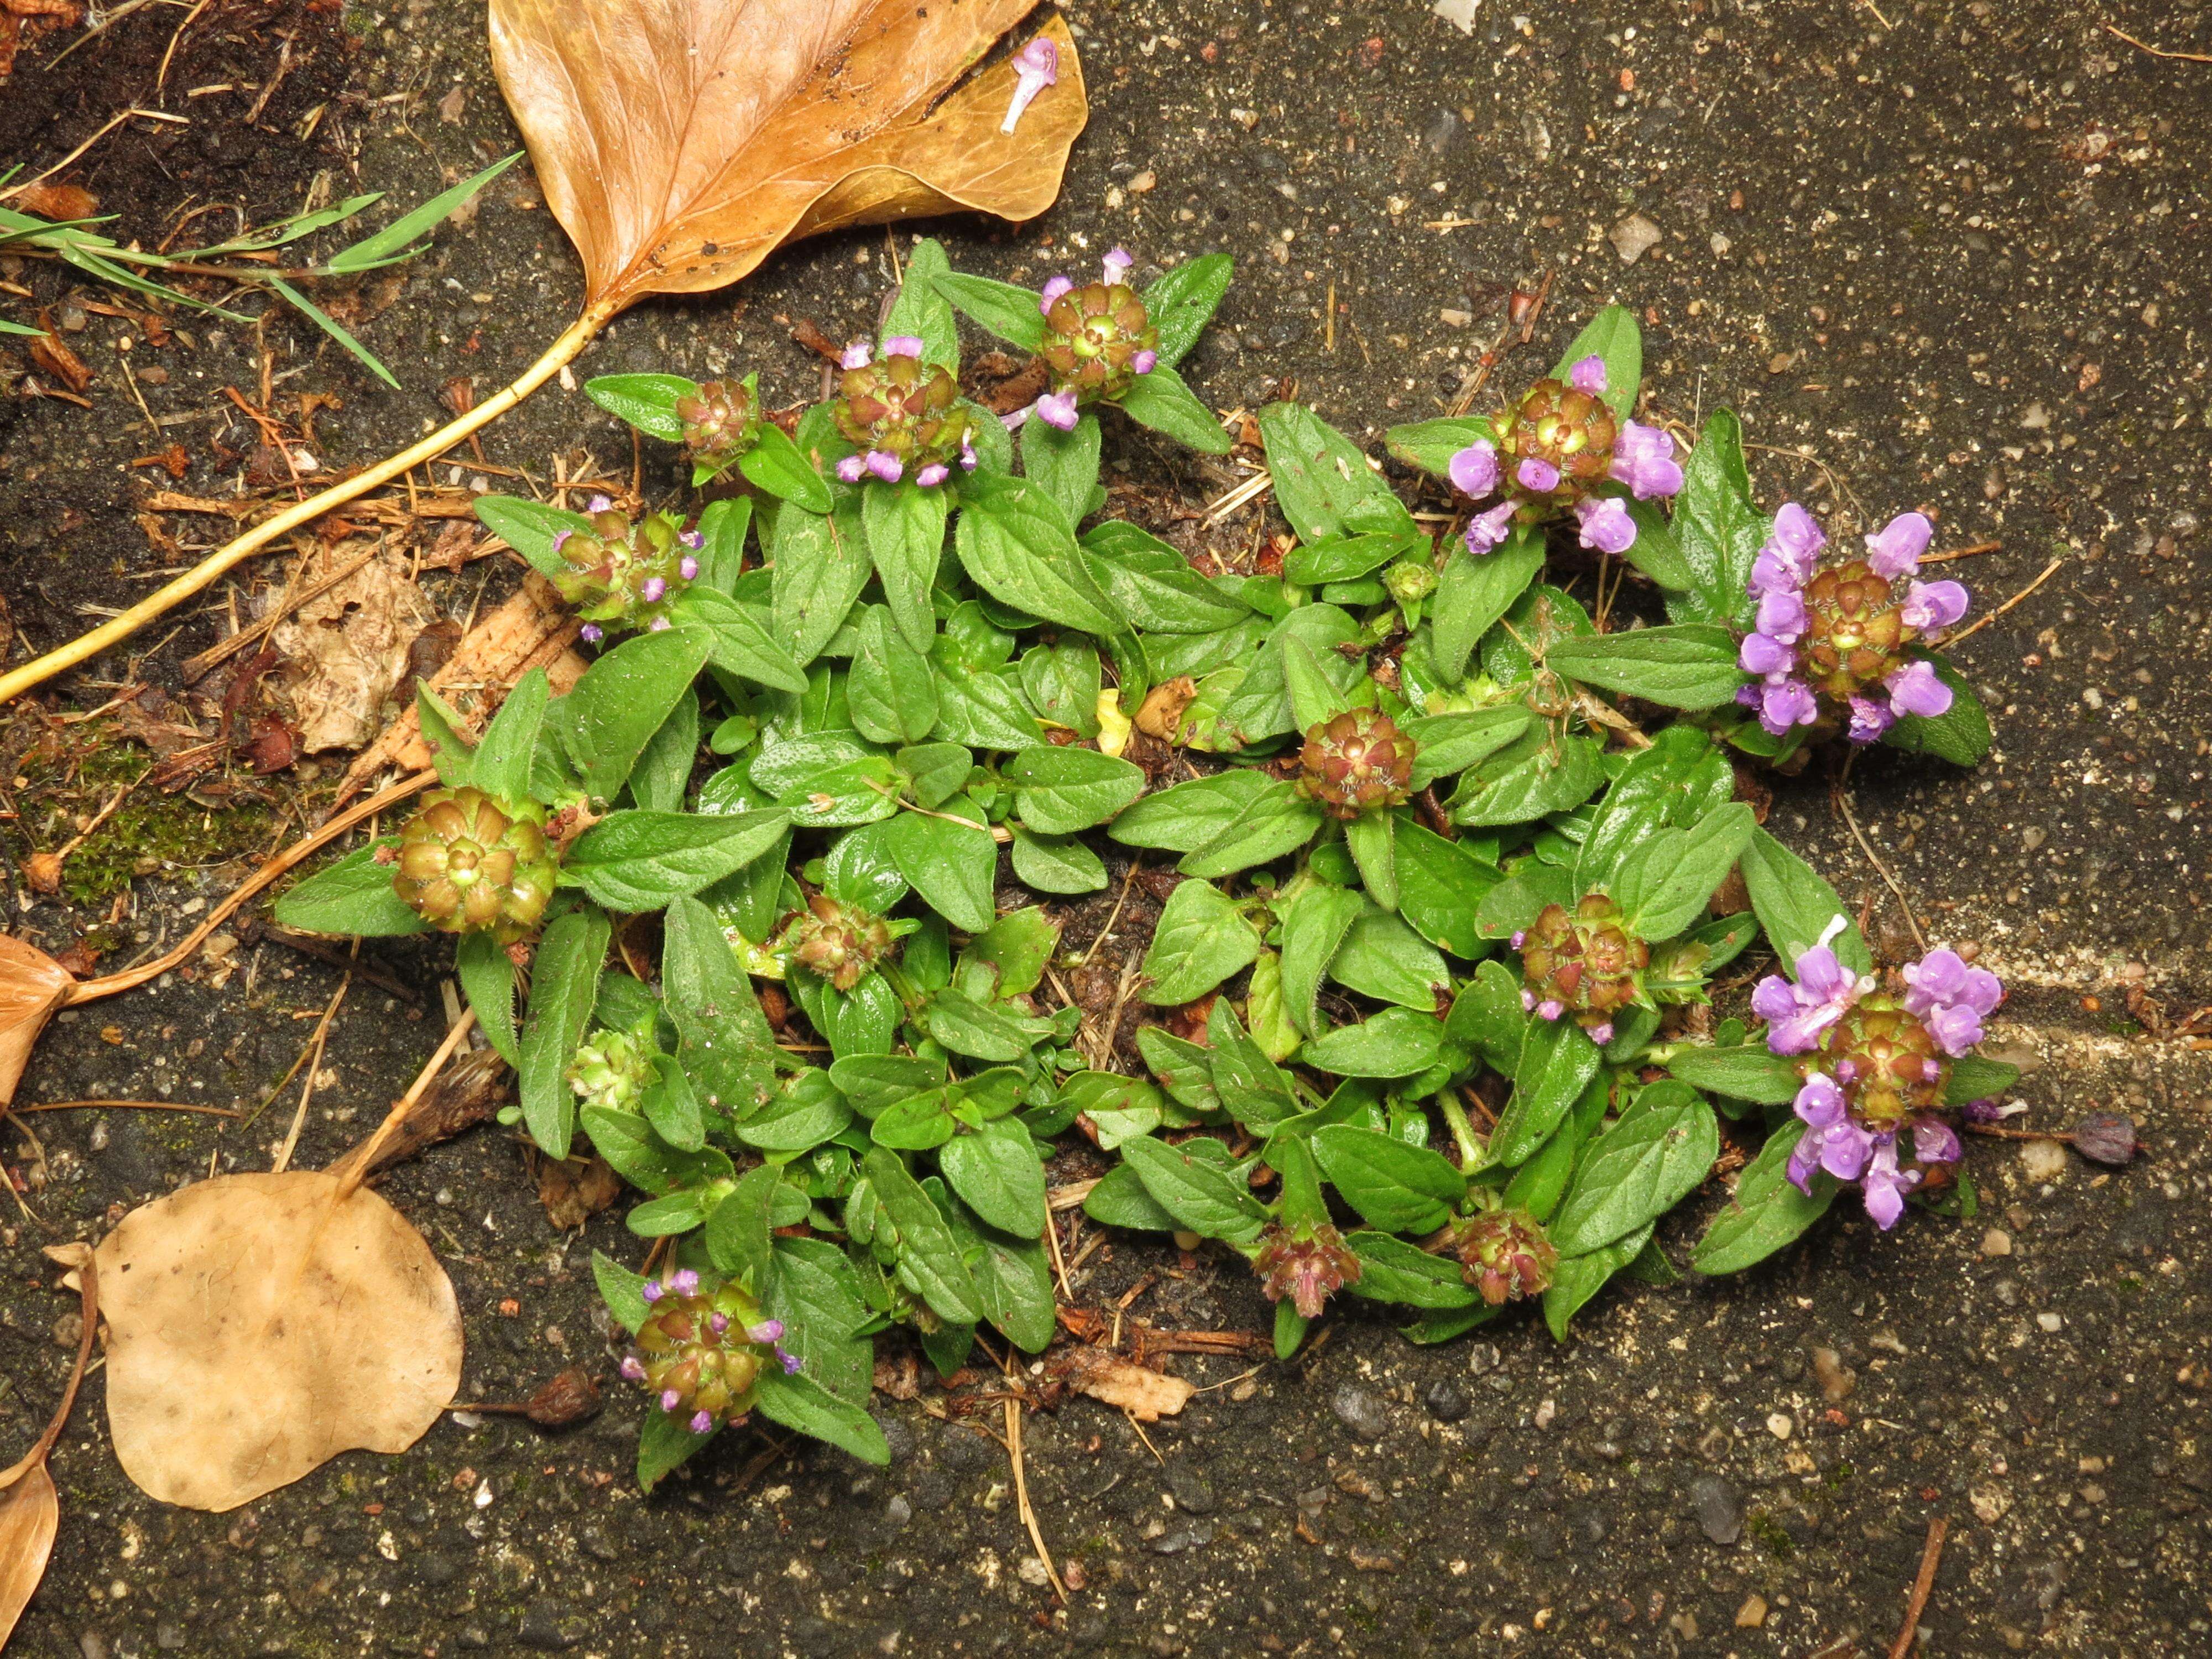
1446,356 -> 1682,557
1735,503 -> 1969,740
833,337 -> 980,487
1018,248 -> 1159,432
1755,931 -> 2003,1229
622,1268 -> 801,1434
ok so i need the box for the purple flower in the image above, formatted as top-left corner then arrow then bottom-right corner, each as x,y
1463,499 -> 1518,555
1901,578 -> 1969,634
1787,1073 -> 1874,1188
781,1350 -> 803,1375
649,615 -> 671,632
1751,676 -> 1820,737
1754,941 -> 1867,1054
835,453 -> 867,484
1574,496 -> 1636,554
1901,947 -> 2003,1056
641,1279 -> 664,1303
1912,1115 -> 1962,1166
960,441 -> 979,471
882,335 -> 925,359
549,529 -> 572,559
1038,274 -> 1074,316
1568,354 -> 1608,394
578,623 -> 603,645
1755,586 -> 1808,643
1609,421 -> 1683,499
1587,1021 -> 1614,1046
1001,36 -> 1060,134
680,530 -> 703,549
865,450 -> 904,484
1884,659 -> 1953,719
707,1312 -> 730,1335
915,461 -> 951,488
1515,456 -> 1561,493
660,1388 -> 682,1412
1846,694 -> 1897,744
640,576 -> 666,604
1519,989 -> 1536,1010
1131,348 -> 1158,375
1751,503 -> 1825,595
679,555 -> 700,581
1447,441 -> 1499,498
667,1269 -> 700,1296
689,1409 -> 714,1434
1962,1097 -> 2021,1124
1035,388 -> 1081,431
587,494 -> 613,513
1865,510 -> 1932,579
840,341 -> 872,371
747,1319 -> 786,1344
619,1355 -> 645,1381
1739,631 -> 1796,676
1101,247 -> 1134,286
1535,998 -> 1564,1022
1509,930 -> 1527,950
1860,1135 -> 1920,1230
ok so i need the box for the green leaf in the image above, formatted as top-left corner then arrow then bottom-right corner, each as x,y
672,587 -> 809,695
1009,826 -> 1107,894
1548,1094 -> 1719,1256
862,1148 -> 980,1324
324,150 -> 521,272
628,687 -> 698,813
1667,1044 -> 1803,1105
863,479 -> 950,654
935,270 -> 1047,351
1343,1231 -> 1480,1308
1022,410 -> 1102,528
1144,252 -> 1233,367
848,606 -> 940,746
738,421 -> 834,512
883,237 -> 959,368
1620,498 -> 1694,592
896,742 -> 974,810
1279,883 -> 1364,1034
1302,1009 -> 1448,1082
1282,529 -> 1425,586
883,804 -> 997,932
1140,878 -> 1259,1005
1882,655 -> 1992,765
1383,415 -> 1495,478
1117,364 -> 1232,452
1542,1222 -> 1652,1339
1328,909 -> 1449,1009
1446,961 -> 1530,1073
591,1250 -> 653,1334
1545,624 -> 1746,711
1549,304 -> 1641,425
1345,811 -> 1399,912
456,932 -> 519,1066
518,906 -> 611,1157
561,627 -> 711,801
473,669 -> 548,804
1946,1056 -> 2020,1107
691,497 -> 751,594
1311,1124 -> 1465,1230
1741,828 -> 1872,976
940,1119 -> 1048,1238
735,1071 -> 853,1150
1112,769 -> 1279,852
1405,707 -> 1533,789
1574,725 -> 1734,895
705,1165 -> 781,1288
1613,802 -> 1756,942
1503,1072 -> 1611,1222
637,1408 -> 716,1494
1430,530 -> 1543,681
1692,1119 -> 1838,1275
472,495 -> 590,581
752,1366 -> 889,1465
1082,1161 -> 1180,1231
1281,635 -> 1353,733
565,808 -> 790,910
1005,745 -> 1146,834
771,498 -> 870,665
414,685 -> 476,788
1666,409 -> 1766,628
954,475 -> 1123,635
583,373 -> 695,442
967,1229 -> 1057,1353
1019,638 -> 1103,739
1118,1134 -> 1268,1244
1391,818 -> 1502,959
1178,783 -> 1325,879
1491,1018 -> 1603,1166
662,895 -> 779,1119
1256,402 -> 1414,541
1081,522 -> 1253,633
1449,729 -> 1604,827
272,845 -> 425,937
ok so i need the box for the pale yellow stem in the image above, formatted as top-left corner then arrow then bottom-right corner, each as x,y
0,300 -> 618,707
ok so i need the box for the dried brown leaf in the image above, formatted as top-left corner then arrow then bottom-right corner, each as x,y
268,547 -> 436,754
488,0 -> 1086,310
0,933 -> 75,1106
28,330 -> 91,393
1060,1347 -> 1194,1422
93,1171 -> 463,1511
0,1461 -> 58,1646
536,1152 -> 622,1229
13,182 -> 96,220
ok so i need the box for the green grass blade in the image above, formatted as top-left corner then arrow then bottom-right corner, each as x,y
270,276 -> 399,390
324,152 -> 521,274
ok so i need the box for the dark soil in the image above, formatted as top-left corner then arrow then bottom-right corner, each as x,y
4,2 -> 2211,1657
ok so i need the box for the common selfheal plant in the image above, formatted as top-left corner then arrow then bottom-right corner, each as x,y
624,1270 -> 801,1435
1445,354 -> 1683,557
1030,246 -> 1160,426
1736,502 -> 1970,744
831,336 -> 979,487
1756,927 -> 2002,1229
550,498 -> 705,639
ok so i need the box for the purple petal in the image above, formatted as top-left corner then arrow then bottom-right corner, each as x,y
1036,389 -> 1081,431
1755,587 -> 1807,641
1912,1117 -> 1962,1166
680,530 -> 703,548
1101,247 -> 1134,286
667,1269 -> 700,1296
1739,632 -> 1796,676
1568,354 -> 1608,394
1924,1001 -> 1986,1057
1884,659 -> 1953,718
1757,677 -> 1820,735
619,1355 -> 645,1380
679,555 -> 700,580
840,341 -> 873,371
1587,1021 -> 1613,1046
587,494 -> 613,514
578,623 -> 603,645
1750,973 -> 1802,1025
689,1409 -> 715,1433
1447,440 -> 1499,499
641,1280 -> 663,1303
1535,999 -> 1564,1022
1609,421 -> 1684,499
1038,275 -> 1074,316
1573,496 -> 1636,554
1793,946 -> 1848,1000
1515,456 -> 1561,493
1902,948 -> 1969,1008
1770,502 -> 1827,564
1860,1137 -> 1918,1229
1131,348 -> 1158,374
640,576 -> 666,604
781,1350 -> 804,1375
1000,39 -> 1060,134
960,441 -> 979,471
1463,500 -> 1518,555
660,1389 -> 682,1412
882,335 -> 925,359
915,462 -> 951,488
747,1319 -> 785,1344
1865,510 -> 1933,579
1749,548 -> 1809,598
1901,578 -> 1969,634
1793,1072 -> 1846,1127
866,450 -> 904,484
1846,695 -> 1896,744
835,454 -> 867,484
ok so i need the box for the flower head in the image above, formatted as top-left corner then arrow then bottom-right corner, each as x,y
548,504 -> 702,634
1297,707 -> 1414,819
832,347 -> 977,483
1448,1202 -> 1558,1306
672,378 -> 760,472
778,893 -> 897,992
627,1275 -> 795,1428
1000,36 -> 1060,134
567,1016 -> 656,1116
1520,893 -> 1650,1036
1251,1221 -> 1362,1319
1899,947 -> 2003,1056
1041,266 -> 1159,406
393,787 -> 559,943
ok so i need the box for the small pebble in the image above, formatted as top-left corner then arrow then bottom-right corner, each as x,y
1423,1381 -> 1470,1422
1766,1412 -> 1793,1441
1735,1594 -> 1768,1629
1688,1474 -> 1744,1545
1981,1227 -> 2013,1257
2021,1140 -> 2068,1184
1331,1385 -> 1390,1442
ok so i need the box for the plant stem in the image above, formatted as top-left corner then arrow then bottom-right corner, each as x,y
0,299 -> 618,706
1438,1092 -> 1487,1173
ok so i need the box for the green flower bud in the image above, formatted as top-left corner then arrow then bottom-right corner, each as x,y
1297,707 -> 1415,821
778,894 -> 895,993
567,1019 -> 655,1117
1384,560 -> 1438,604
1518,893 -> 1650,1040
673,378 -> 760,472
391,787 -> 558,943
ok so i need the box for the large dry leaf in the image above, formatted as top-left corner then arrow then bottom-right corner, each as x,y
0,932 -> 75,1107
270,545 -> 436,754
489,0 -> 1086,309
0,1462 -> 58,1647
94,1172 -> 462,1511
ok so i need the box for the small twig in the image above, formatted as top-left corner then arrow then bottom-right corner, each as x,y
330,1009 -> 477,1199
9,1099 -> 240,1118
1887,1515 -> 1950,1659
49,778 -> 138,870
1833,759 -> 1926,951
1946,555 -> 2065,645
1961,1122 -> 2070,1144
1859,0 -> 1895,30
272,969 -> 351,1173
1078,857 -> 1144,969
1005,1394 -> 1068,1603
1919,539 -> 2002,565
2102,20 -> 2212,63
